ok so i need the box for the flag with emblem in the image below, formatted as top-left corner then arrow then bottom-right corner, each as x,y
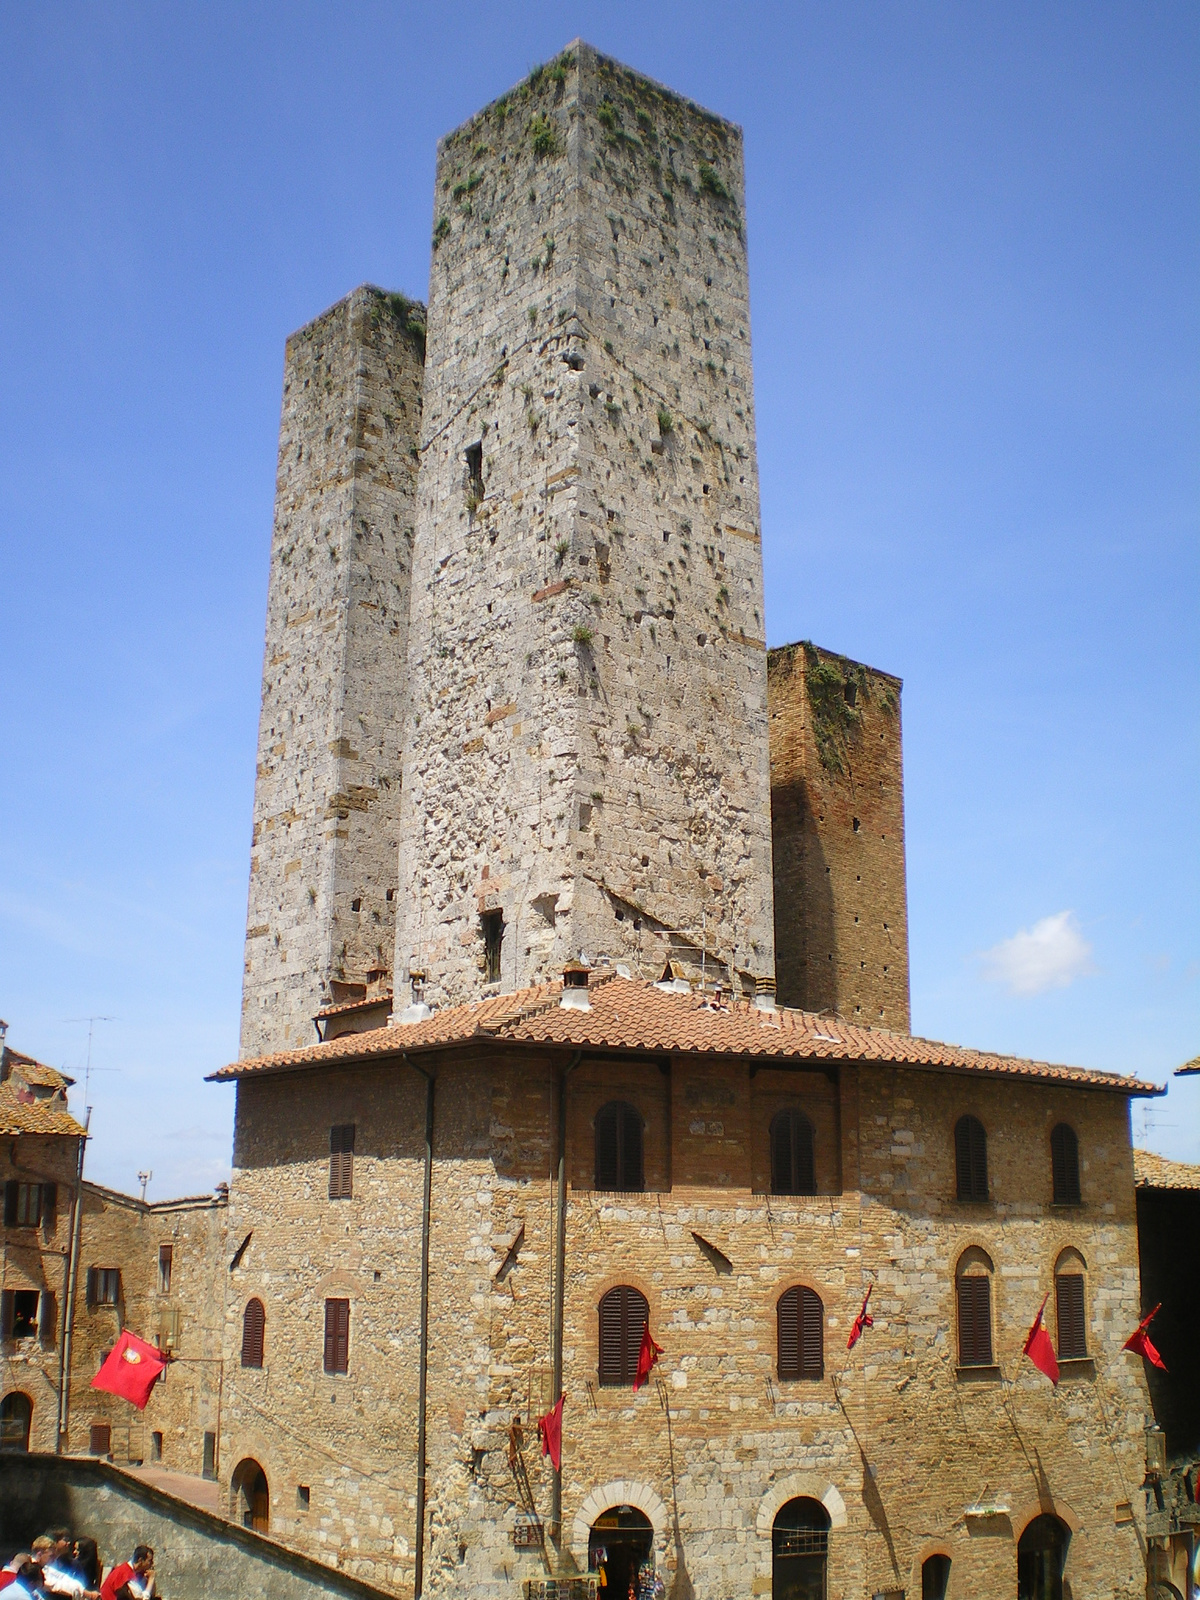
91,1329 -> 166,1409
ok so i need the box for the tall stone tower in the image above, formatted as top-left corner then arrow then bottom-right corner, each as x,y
393,44 -> 776,1011
768,642 -> 910,1030
241,286 -> 425,1056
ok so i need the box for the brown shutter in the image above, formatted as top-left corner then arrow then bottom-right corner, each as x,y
324,1298 -> 350,1374
957,1275 -> 993,1365
800,1287 -> 824,1379
1055,1274 -> 1087,1360
86,1267 -> 98,1309
620,1105 -> 644,1192
794,1116 -> 816,1194
0,1290 -> 13,1341
3,1182 -> 16,1228
595,1105 -> 619,1190
39,1290 -> 57,1346
241,1298 -> 265,1368
771,1113 -> 816,1195
598,1285 -> 647,1386
42,1182 -> 57,1232
771,1113 -> 791,1194
1051,1125 -> 1081,1205
90,1423 -> 111,1456
955,1117 -> 988,1202
329,1125 -> 355,1200
777,1287 -> 800,1379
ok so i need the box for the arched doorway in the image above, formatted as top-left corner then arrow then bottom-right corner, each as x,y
922,1553 -> 951,1599
1018,1513 -> 1069,1600
0,1393 -> 32,1452
589,1505 -> 653,1599
231,1457 -> 270,1532
773,1496 -> 830,1600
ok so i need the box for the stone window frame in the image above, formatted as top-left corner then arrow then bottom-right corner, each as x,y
954,1245 -> 997,1370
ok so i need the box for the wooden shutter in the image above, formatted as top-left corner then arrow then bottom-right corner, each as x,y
329,1124 -> 355,1200
598,1285 -> 647,1386
620,1105 -> 644,1191
3,1181 -> 16,1227
957,1275 -> 993,1366
241,1298 -> 266,1368
86,1267 -> 99,1309
595,1105 -> 619,1190
799,1287 -> 824,1378
39,1290 -> 57,1347
41,1182 -> 57,1231
324,1298 -> 350,1374
1055,1274 -> 1087,1360
771,1113 -> 816,1195
0,1290 -> 13,1341
955,1117 -> 988,1202
1051,1125 -> 1081,1205
90,1423 -> 111,1456
794,1116 -> 816,1194
777,1287 -> 800,1379
771,1113 -> 792,1194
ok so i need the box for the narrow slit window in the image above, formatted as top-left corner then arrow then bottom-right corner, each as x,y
465,442 -> 484,503
329,1124 -> 355,1200
482,909 -> 504,984
158,1244 -> 173,1295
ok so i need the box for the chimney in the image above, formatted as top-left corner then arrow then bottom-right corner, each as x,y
391,969 -> 433,1027
754,976 -> 777,1013
560,962 -> 591,1012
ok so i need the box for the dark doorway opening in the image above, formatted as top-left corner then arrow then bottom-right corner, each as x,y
589,1505 -> 653,1600
0,1392 -> 32,1452
1017,1513 -> 1069,1600
772,1496 -> 829,1600
922,1553 -> 951,1599
232,1457 -> 270,1533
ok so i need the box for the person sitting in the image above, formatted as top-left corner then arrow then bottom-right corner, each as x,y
35,1533 -> 97,1600
99,1548 -> 153,1600
3,1562 -> 45,1600
0,1555 -> 33,1593
65,1544 -> 100,1593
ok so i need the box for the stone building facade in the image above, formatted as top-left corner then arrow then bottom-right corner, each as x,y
211,974 -> 1159,1600
768,643 -> 909,1030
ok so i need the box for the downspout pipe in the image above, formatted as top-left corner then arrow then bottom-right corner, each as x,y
551,1051 -> 582,1542
57,1107 -> 90,1452
405,1056 -> 435,1599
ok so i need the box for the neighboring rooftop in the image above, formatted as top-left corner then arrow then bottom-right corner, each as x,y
1174,1054 -> 1200,1075
1134,1149 -> 1200,1190
211,970 -> 1163,1097
0,1078 -> 86,1137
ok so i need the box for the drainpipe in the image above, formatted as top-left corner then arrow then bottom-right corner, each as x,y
405,1057 -> 435,1599
57,1107 -> 90,1452
551,1051 -> 582,1543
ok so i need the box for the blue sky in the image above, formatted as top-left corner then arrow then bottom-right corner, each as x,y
1,2 -> 1196,1197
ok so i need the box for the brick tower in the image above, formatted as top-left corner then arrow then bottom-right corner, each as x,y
240,287 -> 425,1056
394,43 -> 775,1011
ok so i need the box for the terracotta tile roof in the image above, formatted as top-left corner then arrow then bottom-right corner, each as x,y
2,1048 -> 75,1090
0,1080 -> 86,1137
315,993 -> 393,1021
1133,1149 -> 1200,1190
209,971 -> 1163,1096
1174,1054 -> 1200,1076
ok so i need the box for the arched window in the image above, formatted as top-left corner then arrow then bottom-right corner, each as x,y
954,1115 -> 988,1202
956,1247 -> 994,1367
0,1392 -> 32,1453
595,1101 -> 644,1192
770,1109 -> 816,1195
772,1497 -> 829,1600
1017,1513 -> 1069,1600
1054,1249 -> 1087,1361
597,1284 -> 649,1387
922,1554 -> 952,1600
241,1298 -> 265,1369
1050,1124 -> 1081,1206
777,1285 -> 824,1380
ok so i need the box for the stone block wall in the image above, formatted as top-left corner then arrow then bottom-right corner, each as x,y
394,44 -> 775,1011
242,286 -> 425,1057
216,1036 -> 1149,1599
768,642 -> 910,1030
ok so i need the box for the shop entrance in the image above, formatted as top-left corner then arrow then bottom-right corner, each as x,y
589,1505 -> 653,1599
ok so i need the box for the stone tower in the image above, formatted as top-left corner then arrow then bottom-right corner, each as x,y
768,642 -> 910,1029
240,287 -> 425,1057
394,43 -> 775,1011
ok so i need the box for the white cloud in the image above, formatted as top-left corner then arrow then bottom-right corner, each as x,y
979,911 -> 1096,996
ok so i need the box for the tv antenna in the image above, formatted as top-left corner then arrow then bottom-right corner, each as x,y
63,1016 -> 118,1103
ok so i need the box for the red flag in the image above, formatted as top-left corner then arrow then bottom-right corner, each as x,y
847,1285 -> 873,1350
1023,1293 -> 1059,1386
537,1394 -> 564,1471
1123,1303 -> 1167,1371
633,1321 -> 662,1391
91,1330 -> 166,1410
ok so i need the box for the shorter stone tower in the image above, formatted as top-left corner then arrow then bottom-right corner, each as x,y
240,287 -> 425,1057
768,642 -> 909,1029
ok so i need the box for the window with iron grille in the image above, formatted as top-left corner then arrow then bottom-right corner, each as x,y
777,1285 -> 824,1380
1055,1273 -> 1087,1360
1050,1124 -> 1081,1206
956,1272 -> 993,1366
482,909 -> 504,984
329,1124 -> 355,1200
954,1115 -> 988,1202
597,1284 -> 649,1387
324,1298 -> 350,1374
594,1101 -> 644,1192
241,1298 -> 266,1368
770,1109 -> 816,1195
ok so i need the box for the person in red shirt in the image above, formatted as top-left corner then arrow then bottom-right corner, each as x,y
99,1546 -> 154,1600
0,1554 -> 33,1592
